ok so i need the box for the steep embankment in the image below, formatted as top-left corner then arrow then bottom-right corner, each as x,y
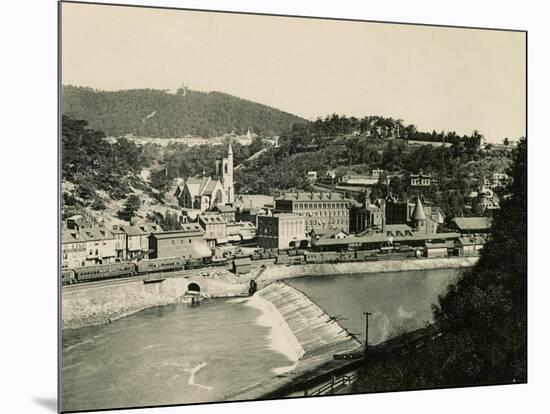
62,271 -> 252,330
226,282 -> 362,401
256,257 -> 478,288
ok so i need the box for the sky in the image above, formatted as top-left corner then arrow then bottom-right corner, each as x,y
61,2 -> 526,143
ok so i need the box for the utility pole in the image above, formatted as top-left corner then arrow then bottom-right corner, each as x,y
363,311 -> 372,356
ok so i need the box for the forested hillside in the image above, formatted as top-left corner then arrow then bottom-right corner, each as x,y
353,138 -> 527,391
61,85 -> 305,138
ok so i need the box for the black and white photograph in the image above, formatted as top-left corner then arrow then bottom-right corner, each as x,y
56,1 -> 529,412
55,2 -> 527,412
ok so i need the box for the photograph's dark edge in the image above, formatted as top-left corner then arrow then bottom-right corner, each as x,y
57,1 -> 63,413
57,1 -> 528,413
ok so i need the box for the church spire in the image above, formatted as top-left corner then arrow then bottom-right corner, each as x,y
227,141 -> 233,157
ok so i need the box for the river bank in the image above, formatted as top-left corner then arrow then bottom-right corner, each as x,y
62,257 -> 478,330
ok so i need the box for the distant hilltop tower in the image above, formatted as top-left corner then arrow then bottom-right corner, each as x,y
215,142 -> 234,204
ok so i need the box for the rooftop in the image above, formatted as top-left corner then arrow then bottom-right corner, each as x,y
452,217 -> 493,231
277,192 -> 352,203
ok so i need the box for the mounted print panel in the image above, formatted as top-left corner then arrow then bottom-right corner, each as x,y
59,1 -> 527,412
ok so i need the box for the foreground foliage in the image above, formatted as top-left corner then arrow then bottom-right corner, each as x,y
353,138 -> 527,392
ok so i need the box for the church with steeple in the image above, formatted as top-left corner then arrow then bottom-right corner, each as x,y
175,142 -> 235,212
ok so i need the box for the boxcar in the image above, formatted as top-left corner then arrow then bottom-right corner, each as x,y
136,257 -> 185,274
289,255 -> 305,265
185,258 -> 205,270
339,252 -> 355,262
276,254 -> 290,265
321,252 -> 340,262
304,252 -> 324,263
61,269 -> 76,285
74,262 -> 136,282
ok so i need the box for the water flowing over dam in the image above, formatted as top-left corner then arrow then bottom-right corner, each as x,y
227,282 -> 362,400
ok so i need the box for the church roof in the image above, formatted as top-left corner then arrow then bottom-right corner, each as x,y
184,176 -> 222,198
202,179 -> 219,195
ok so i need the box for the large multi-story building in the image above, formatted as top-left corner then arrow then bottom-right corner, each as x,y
275,192 -> 352,233
148,225 -> 211,260
257,213 -> 306,250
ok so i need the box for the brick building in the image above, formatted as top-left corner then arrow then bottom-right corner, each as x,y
148,225 -> 211,260
275,192 -> 352,233
257,213 -> 306,250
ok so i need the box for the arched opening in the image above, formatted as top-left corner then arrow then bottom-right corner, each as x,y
224,162 -> 228,174
214,189 -> 223,204
187,282 -> 201,294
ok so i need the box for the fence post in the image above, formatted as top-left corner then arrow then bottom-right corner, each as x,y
304,389 -> 308,397
330,375 -> 335,394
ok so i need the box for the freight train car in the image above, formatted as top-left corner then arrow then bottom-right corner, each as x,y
61,269 -> 76,285
304,252 -> 324,263
73,262 -> 137,282
185,258 -> 205,270
136,257 -> 185,274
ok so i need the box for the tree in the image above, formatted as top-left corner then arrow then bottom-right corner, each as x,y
433,137 -> 527,384
117,195 -> 141,222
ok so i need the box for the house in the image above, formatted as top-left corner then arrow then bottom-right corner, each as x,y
275,192 -> 352,233
198,213 -> 227,247
408,172 -> 437,188
225,221 -> 256,242
120,223 -> 163,260
213,204 -> 236,223
61,230 -> 87,269
148,225 -> 211,260
257,213 -> 307,250
235,194 -> 275,211
79,227 -> 117,265
451,217 -> 493,235
111,226 -> 127,260
306,171 -> 318,183
455,235 -> 486,256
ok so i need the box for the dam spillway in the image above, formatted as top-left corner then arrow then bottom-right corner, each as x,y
227,282 -> 362,400
257,282 -> 362,358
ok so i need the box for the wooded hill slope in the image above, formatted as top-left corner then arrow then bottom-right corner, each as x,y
61,85 -> 305,138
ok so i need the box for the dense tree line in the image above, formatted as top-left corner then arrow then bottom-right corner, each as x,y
352,138 -> 527,391
62,86 -> 304,138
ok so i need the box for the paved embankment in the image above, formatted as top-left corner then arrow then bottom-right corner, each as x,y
255,257 -> 478,288
225,282 -> 362,401
61,269 -> 252,330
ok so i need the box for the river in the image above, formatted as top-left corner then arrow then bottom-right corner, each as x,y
286,268 -> 460,344
61,267 -> 461,411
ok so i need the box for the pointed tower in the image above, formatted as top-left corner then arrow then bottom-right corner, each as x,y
411,197 -> 426,232
218,142 -> 234,204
